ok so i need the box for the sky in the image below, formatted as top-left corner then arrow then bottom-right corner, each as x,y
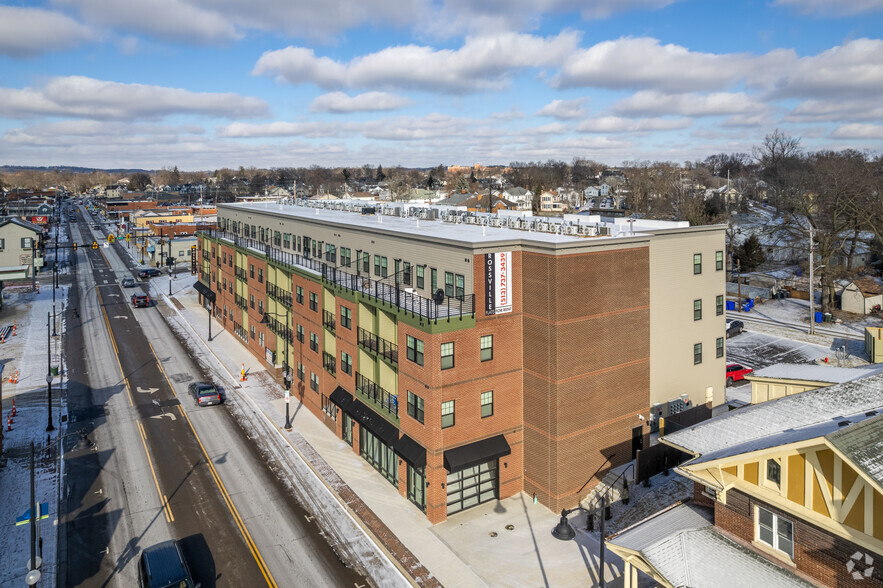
0,0 -> 881,171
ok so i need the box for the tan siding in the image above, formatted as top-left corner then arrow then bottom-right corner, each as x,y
787,454 -> 805,506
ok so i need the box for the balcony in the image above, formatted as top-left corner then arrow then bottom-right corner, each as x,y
234,267 -> 248,282
233,322 -> 248,342
266,283 -> 293,309
322,310 -> 336,334
201,250 -> 211,261
357,327 -> 398,365
234,294 -> 247,310
355,372 -> 398,420
265,315 -> 293,344
323,351 -> 336,376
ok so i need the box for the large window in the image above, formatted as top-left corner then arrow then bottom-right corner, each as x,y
431,268 -> 438,293
325,243 -> 336,264
296,286 -> 304,304
362,252 -> 370,273
693,253 -> 702,275
341,351 -> 352,376
374,255 -> 381,276
407,391 -> 424,424
406,335 -> 424,366
340,306 -> 352,329
374,255 -> 388,277
296,324 -> 304,343
481,391 -> 493,418
310,332 -> 319,352
455,274 -> 465,299
341,247 -> 351,267
309,292 -> 318,312
402,262 -> 412,286
441,342 -> 455,370
694,343 -> 702,365
310,371 -> 319,392
757,506 -> 793,559
480,335 -> 493,362
416,266 -> 425,289
716,337 -> 724,358
716,250 -> 724,271
693,299 -> 702,321
444,272 -> 454,297
716,295 -> 724,316
441,400 -> 455,429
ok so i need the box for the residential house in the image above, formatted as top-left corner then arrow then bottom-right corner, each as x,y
0,218 -> 43,274
746,363 -> 883,404
502,187 -> 533,211
613,379 -> 883,588
464,194 -> 517,213
540,191 -> 567,213
840,278 -> 883,315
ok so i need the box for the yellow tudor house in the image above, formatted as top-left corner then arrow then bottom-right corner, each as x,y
607,375 -> 883,588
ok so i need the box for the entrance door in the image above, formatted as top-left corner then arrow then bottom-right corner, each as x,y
446,460 -> 498,516
407,465 -> 426,512
632,425 -> 644,459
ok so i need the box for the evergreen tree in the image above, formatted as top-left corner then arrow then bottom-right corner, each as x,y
734,235 -> 765,272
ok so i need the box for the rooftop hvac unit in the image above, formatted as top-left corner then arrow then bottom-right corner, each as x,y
489,218 -> 503,227
566,225 -> 579,235
538,223 -> 550,232
465,216 -> 477,224
599,226 -> 612,236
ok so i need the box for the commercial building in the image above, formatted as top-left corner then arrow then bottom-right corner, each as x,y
196,201 -> 726,523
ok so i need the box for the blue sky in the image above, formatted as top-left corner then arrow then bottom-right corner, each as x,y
0,0 -> 881,170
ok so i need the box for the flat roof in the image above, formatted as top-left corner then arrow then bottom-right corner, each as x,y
219,200 -> 719,247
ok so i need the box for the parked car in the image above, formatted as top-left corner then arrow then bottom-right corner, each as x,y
726,363 -> 753,386
189,382 -> 222,407
131,294 -> 151,308
138,540 -> 198,588
139,268 -> 161,279
726,319 -> 744,338
121,277 -> 136,288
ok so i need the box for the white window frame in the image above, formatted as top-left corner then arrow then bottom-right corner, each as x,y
755,506 -> 794,559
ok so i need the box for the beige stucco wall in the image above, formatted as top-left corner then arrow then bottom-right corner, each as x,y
0,223 -> 40,269
649,226 -> 727,409
749,379 -> 825,403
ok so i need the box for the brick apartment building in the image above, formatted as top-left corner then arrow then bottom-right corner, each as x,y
195,201 -> 726,523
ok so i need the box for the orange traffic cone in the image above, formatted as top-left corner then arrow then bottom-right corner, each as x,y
12,371 -> 18,384
7,372 -> 12,384
12,320 -> 16,336
11,399 -> 15,416
240,364 -> 247,382
6,416 -> 11,432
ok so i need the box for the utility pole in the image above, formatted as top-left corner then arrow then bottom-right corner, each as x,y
736,259 -> 742,313
809,226 -> 815,335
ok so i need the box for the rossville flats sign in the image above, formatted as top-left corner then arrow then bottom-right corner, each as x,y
484,252 -> 513,316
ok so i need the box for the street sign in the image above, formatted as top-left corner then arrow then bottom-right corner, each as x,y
91,242 -> 98,249
285,390 -> 290,403
103,243 -> 109,248
15,502 -> 49,526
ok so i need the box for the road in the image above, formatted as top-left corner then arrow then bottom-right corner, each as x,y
59,204 -> 367,587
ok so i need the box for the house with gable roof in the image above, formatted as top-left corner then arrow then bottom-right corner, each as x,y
607,376 -> 883,588
841,278 -> 883,315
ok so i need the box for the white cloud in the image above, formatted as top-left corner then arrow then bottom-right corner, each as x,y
576,116 -> 692,133
5,120 -> 204,146
0,76 -> 269,120
253,32 -> 581,93
613,91 -> 764,117
536,98 -> 588,120
218,121 -> 344,138
774,0 -> 883,15
720,113 -> 775,128
0,7 -> 94,57
310,92 -> 412,113
830,123 -> 883,140
786,97 -> 883,123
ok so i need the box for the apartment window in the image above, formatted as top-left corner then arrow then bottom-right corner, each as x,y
341,248 -> 351,267
431,268 -> 438,293
259,332 -> 264,347
222,252 -> 227,265
258,300 -> 264,315
693,299 -> 702,321
406,335 -> 424,366
296,324 -> 304,343
766,459 -> 781,486
249,264 -> 255,279
250,325 -> 256,340
309,292 -> 318,312
407,391 -> 424,424
374,255 -> 381,276
716,337 -> 724,358
440,342 -> 455,370
297,362 -> 304,381
716,250 -> 724,271
310,372 -> 319,392
341,351 -> 352,376
694,343 -> 702,365
340,306 -> 352,329
325,243 -> 336,264
296,286 -> 304,304
480,335 -> 493,362
441,400 -> 455,429
380,257 -> 388,278
716,295 -> 724,316
402,262 -> 412,286
416,266 -> 425,289
250,295 -> 255,310
310,332 -> 319,352
693,253 -> 702,275
283,233 -> 291,249
258,268 -> 263,284
362,252 -> 370,273
444,272 -> 454,297
480,391 -> 494,418
757,506 -> 793,559
455,274 -> 465,299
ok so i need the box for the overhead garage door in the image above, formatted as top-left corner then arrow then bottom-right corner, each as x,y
446,460 -> 498,516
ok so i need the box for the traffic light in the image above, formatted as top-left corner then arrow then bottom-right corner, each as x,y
73,242 -> 77,251
108,234 -> 116,243
126,233 -> 131,241
91,242 -> 98,249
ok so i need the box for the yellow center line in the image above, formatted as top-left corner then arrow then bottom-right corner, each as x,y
147,342 -> 276,588
96,287 -> 133,406
138,422 -> 174,523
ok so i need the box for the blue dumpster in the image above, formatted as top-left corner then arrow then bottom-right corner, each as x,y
815,312 -> 823,323
726,301 -> 736,311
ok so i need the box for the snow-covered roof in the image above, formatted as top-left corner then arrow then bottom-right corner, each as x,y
826,414 -> 883,488
750,363 -> 883,384
663,374 -> 883,462
608,504 -> 814,588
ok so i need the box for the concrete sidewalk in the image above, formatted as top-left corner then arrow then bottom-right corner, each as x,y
162,280 -> 658,588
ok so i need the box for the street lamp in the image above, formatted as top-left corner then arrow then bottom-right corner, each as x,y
551,464 -> 634,588
45,312 -> 55,432
260,309 -> 291,430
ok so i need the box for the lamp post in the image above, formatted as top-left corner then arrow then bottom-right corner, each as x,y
260,309 -> 291,430
551,464 -> 634,588
45,313 -> 55,432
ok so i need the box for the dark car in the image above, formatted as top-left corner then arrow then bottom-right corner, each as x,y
726,363 -> 753,386
189,382 -> 222,407
139,268 -> 161,279
121,277 -> 136,288
138,540 -> 198,588
132,294 -> 151,308
726,319 -> 744,338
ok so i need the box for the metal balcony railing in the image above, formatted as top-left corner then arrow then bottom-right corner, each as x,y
322,310 -> 336,333
355,372 -> 398,419
266,283 -> 293,309
265,315 -> 293,344
357,327 -> 398,365
323,351 -> 336,376
234,294 -> 247,310
200,228 -> 475,323
234,267 -> 248,282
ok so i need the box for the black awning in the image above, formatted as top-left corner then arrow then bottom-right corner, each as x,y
347,400 -> 399,446
444,434 -> 511,473
193,280 -> 216,303
329,386 -> 353,411
394,434 -> 426,469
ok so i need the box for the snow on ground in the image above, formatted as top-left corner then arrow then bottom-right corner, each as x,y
0,284 -> 69,586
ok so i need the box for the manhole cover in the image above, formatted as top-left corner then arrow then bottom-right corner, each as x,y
505,525 -> 515,530
489,532 -> 498,538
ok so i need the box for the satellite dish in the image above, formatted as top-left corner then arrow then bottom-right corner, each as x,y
433,289 -> 445,305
